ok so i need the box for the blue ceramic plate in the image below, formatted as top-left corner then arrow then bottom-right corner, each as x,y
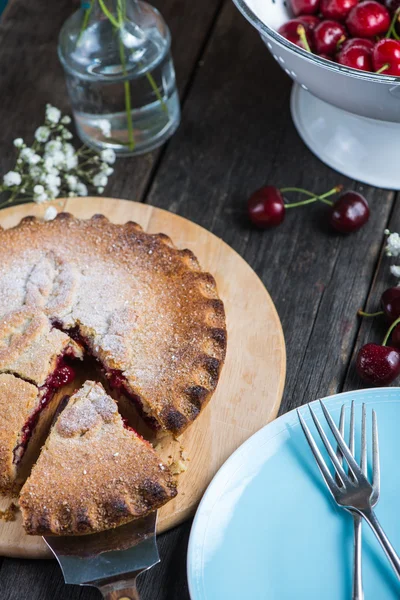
187,388 -> 400,599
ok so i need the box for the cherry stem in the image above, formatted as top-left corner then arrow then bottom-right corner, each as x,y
281,186 -> 343,209
297,25 -> 312,53
358,310 -> 384,318
376,63 -> 390,74
336,35 -> 346,49
386,7 -> 400,39
382,316 -> 400,346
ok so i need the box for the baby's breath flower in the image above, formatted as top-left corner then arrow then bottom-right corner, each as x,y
33,184 -> 45,195
100,163 -> 114,176
100,149 -> 116,164
20,147 -> 35,162
61,129 -> 73,140
97,119 -> 111,138
3,171 -> 22,186
51,150 -> 66,168
76,182 -> 88,196
35,126 -> 50,143
44,206 -> 58,221
390,265 -> 400,278
65,174 -> 78,191
45,139 -> 62,154
45,104 -> 61,124
30,166 -> 42,181
0,104 -> 114,208
64,154 -> 78,171
385,232 -> 400,258
93,173 -> 108,188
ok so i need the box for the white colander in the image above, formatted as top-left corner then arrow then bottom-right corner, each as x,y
233,0 -> 400,189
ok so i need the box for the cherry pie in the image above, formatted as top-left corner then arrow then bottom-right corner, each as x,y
20,381 -> 177,535
0,213 -> 226,528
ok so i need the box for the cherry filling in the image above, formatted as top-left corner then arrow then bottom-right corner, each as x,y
106,369 -> 159,430
13,356 -> 77,464
52,320 -> 159,430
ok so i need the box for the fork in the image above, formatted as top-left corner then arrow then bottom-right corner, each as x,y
297,400 -> 400,579
337,403 -> 380,600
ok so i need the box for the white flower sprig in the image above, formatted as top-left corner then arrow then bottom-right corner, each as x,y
384,229 -> 400,278
0,104 -> 115,210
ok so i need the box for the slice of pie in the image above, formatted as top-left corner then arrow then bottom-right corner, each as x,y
0,214 -> 227,435
19,381 -> 177,535
0,308 -> 82,494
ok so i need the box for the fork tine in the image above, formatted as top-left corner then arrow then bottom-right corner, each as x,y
360,403 -> 367,475
320,401 -> 364,480
309,405 -> 348,485
372,409 -> 380,493
297,409 -> 340,495
349,401 -> 355,456
337,405 -> 345,460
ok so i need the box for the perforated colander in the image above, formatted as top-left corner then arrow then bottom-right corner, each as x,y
232,0 -> 400,189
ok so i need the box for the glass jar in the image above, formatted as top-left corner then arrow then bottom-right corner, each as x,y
58,0 -> 181,156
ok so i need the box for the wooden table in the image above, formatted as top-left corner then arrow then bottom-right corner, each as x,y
0,0 -> 397,598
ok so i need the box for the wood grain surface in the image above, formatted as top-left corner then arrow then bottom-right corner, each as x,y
0,197 -> 285,559
0,0 -> 398,598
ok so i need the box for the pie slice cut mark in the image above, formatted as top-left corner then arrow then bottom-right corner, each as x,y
19,381 -> 177,536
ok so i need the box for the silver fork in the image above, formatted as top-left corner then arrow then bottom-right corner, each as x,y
297,400 -> 400,580
337,403 -> 380,600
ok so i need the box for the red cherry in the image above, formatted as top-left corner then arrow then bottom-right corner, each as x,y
298,14 -> 321,28
290,0 -> 320,15
248,186 -> 285,228
346,1 -> 391,37
278,20 -> 314,50
373,39 -> 400,75
381,287 -> 400,322
313,20 -> 347,55
336,38 -> 374,70
356,343 -> 400,385
52,364 -> 76,387
321,0 -> 358,21
330,191 -> 370,233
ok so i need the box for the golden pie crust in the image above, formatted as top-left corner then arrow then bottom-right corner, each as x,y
0,213 -> 227,435
19,381 -> 177,535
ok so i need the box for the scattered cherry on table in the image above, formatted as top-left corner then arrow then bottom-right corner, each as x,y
247,186 -> 286,228
330,191 -> 370,233
356,343 -> 400,384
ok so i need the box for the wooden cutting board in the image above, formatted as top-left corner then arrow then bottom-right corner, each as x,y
0,197 -> 286,558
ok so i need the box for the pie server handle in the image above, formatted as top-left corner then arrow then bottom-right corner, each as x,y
96,576 -> 140,600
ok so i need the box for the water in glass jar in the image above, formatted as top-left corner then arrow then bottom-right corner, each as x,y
58,4 -> 180,156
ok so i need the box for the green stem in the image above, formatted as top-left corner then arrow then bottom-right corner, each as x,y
386,7 -> 400,39
98,0 -> 120,27
281,186 -> 342,209
383,316 -> 400,346
297,25 -> 312,53
145,69 -> 168,114
78,0 -> 94,43
358,310 -> 385,318
118,39 -> 135,150
376,63 -> 390,74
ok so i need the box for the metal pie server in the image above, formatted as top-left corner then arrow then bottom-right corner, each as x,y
44,511 -> 159,600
